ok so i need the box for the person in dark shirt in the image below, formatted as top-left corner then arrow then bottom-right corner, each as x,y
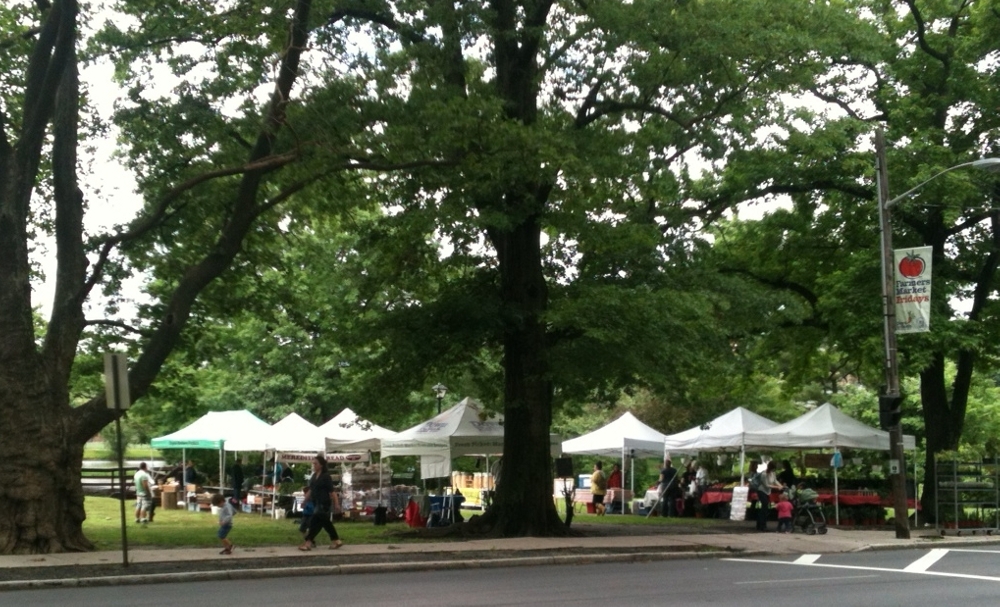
298,455 -> 342,550
231,460 -> 244,502
777,460 -> 796,489
658,459 -> 680,517
184,461 -> 199,485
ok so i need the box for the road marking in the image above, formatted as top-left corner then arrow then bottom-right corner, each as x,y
723,557 -> 1000,583
794,554 -> 821,564
904,548 -> 947,572
736,574 -> 879,585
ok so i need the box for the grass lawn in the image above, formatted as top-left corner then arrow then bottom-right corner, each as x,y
83,496 -> 428,550
82,496 -> 714,550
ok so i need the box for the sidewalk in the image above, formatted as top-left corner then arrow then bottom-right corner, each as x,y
1,526 -> 997,590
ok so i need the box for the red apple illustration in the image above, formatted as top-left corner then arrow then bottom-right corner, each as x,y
898,252 -> 925,278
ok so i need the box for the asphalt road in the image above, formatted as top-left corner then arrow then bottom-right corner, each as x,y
9,547 -> 1000,606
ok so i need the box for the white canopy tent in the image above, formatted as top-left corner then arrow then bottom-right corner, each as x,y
376,397 -> 503,478
150,410 -> 272,494
322,407 -> 398,453
743,403 -> 917,524
561,412 -> 671,509
266,412 -> 327,453
320,408 -> 399,507
368,397 -> 560,479
745,403 -> 915,451
662,407 -> 780,483
561,412 -> 670,459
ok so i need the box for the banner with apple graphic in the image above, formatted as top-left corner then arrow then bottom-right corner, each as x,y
894,246 -> 932,334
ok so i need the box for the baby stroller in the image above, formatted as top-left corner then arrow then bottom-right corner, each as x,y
791,486 -> 828,535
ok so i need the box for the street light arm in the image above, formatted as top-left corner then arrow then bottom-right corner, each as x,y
885,158 -> 1000,209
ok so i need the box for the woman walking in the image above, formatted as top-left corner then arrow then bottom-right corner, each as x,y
298,455 -> 343,550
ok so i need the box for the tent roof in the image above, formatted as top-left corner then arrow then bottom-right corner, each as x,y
321,407 -> 397,452
662,407 -> 780,452
150,410 -> 271,450
561,412 -> 668,458
267,412 -> 326,453
744,403 -> 916,451
378,397 -> 505,458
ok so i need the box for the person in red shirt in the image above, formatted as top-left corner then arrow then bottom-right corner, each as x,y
607,463 -> 623,489
775,493 -> 794,533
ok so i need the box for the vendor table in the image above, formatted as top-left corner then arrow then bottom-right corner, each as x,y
698,488 -> 917,509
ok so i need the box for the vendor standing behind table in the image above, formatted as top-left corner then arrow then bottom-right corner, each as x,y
590,461 -> 608,516
607,463 -> 623,489
231,459 -> 244,502
777,460 -> 796,489
183,460 -> 199,485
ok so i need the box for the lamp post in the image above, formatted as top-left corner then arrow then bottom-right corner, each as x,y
432,383 -> 448,414
876,128 -> 1000,539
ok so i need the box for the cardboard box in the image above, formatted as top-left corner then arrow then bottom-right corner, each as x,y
160,491 -> 179,510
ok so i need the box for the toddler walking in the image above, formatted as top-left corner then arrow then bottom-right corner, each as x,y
775,493 -> 794,533
211,494 -> 236,554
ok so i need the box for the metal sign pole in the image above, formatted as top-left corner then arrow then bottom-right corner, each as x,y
105,352 -> 132,565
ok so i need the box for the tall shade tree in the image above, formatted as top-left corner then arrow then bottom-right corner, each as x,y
311,0 -> 867,535
702,0 -> 1000,518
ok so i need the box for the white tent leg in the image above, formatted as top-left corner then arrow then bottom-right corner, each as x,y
833,449 -> 840,525
271,454 -> 278,518
620,448 -> 626,515
913,451 -> 918,528
739,448 -> 746,485
182,447 -> 187,512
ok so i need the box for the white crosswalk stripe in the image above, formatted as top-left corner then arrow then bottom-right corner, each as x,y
903,548 -> 947,572
725,549 -> 1000,583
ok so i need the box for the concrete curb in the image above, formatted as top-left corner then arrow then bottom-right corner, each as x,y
0,550 -> 755,592
855,537 -> 1000,553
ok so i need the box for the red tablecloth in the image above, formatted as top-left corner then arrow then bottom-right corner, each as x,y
700,489 -> 917,509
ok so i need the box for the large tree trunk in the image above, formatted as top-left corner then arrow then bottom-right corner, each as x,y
0,352 -> 92,553
485,214 -> 564,535
470,0 -> 563,536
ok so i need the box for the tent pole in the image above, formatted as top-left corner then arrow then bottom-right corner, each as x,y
377,451 -> 383,506
916,448 -> 920,529
739,448 -> 746,485
272,453 -> 278,519
219,448 -> 224,498
833,448 -> 840,525
620,448 -> 626,515
182,447 -> 187,512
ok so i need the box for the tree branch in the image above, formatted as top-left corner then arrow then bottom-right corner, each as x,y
82,318 -> 150,337
326,6 -> 425,46
83,151 -> 300,299
904,0 -> 948,63
74,0 -> 317,441
42,35 -> 88,385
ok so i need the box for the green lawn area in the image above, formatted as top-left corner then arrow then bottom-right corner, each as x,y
83,496 -> 426,549
83,496 -> 711,550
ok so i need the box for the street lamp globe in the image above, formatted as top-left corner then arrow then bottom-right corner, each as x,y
432,383 -> 448,414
